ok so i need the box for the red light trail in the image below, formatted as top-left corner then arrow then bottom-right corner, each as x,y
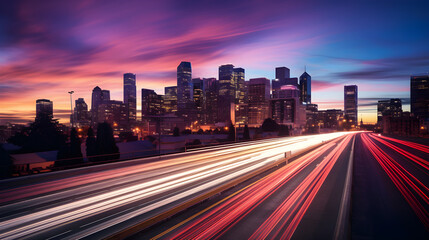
361,133 -> 429,230
167,134 -> 355,240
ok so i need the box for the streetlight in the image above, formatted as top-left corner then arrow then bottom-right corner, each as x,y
68,91 -> 74,128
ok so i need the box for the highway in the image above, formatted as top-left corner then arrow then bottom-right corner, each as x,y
132,132 -> 429,240
0,132 -> 351,240
132,133 -> 357,239
352,133 -> 429,239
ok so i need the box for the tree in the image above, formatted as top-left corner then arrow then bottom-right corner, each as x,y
86,127 -> 97,162
19,115 -> 66,153
243,125 -> 250,140
228,124 -> 235,141
262,118 -> 279,132
173,127 -> 180,136
181,129 -> 192,135
55,128 -> 83,167
0,145 -> 12,178
92,122 -> 120,162
278,125 -> 290,136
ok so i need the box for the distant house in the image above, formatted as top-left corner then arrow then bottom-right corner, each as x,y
10,151 -> 57,176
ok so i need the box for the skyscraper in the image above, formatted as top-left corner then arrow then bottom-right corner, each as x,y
299,71 -> 311,104
218,64 -> 235,123
74,98 -> 90,127
141,89 -> 163,118
177,61 -> 193,118
344,85 -> 358,127
123,73 -> 137,126
36,99 -> 53,120
269,85 -> 306,129
193,78 -> 204,120
377,98 -> 402,124
164,86 -> 177,114
233,67 -> 245,103
248,78 -> 270,126
91,86 -> 110,125
272,67 -> 297,98
203,78 -> 218,124
276,67 -> 290,80
97,100 -> 127,134
410,74 -> 429,124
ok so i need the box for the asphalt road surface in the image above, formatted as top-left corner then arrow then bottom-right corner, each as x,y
0,132 -> 351,240
131,133 -> 356,239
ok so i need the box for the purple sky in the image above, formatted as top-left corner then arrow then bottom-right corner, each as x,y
1,0 -> 428,124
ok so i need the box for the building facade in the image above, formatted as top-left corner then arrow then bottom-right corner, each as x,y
74,98 -> 90,127
163,86 -> 177,114
248,78 -> 270,126
141,89 -> 164,118
177,61 -> 193,118
36,99 -> 53,120
344,85 -> 358,127
218,64 -> 235,123
377,98 -> 402,124
410,74 -> 429,127
270,85 -> 306,129
123,73 -> 137,126
97,100 -> 127,134
91,86 -> 110,125
299,71 -> 311,104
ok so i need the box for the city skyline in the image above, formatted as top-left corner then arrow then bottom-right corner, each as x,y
1,0 -> 429,124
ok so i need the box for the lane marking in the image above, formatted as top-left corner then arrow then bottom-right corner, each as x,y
46,230 -> 71,240
150,171 -> 273,240
334,134 -> 355,240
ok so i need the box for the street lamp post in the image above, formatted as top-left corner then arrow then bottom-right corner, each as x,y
68,91 -> 74,128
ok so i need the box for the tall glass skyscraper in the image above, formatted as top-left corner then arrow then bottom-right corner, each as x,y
36,99 -> 53,120
410,74 -> 429,124
344,85 -> 358,127
91,86 -> 110,125
177,61 -> 193,117
123,73 -> 136,126
218,64 -> 235,123
299,71 -> 311,104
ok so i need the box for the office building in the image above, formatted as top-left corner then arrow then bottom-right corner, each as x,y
164,86 -> 177,114
91,86 -> 110,124
74,98 -> 90,127
233,67 -> 245,104
123,73 -> 137,126
141,89 -> 163,118
217,64 -> 236,123
317,109 -> 344,129
177,61 -> 193,117
269,85 -> 306,129
410,74 -> 429,124
203,78 -> 218,124
36,99 -> 53,120
299,71 -> 311,104
97,100 -> 127,134
276,67 -> 290,80
272,67 -> 299,98
344,85 -> 358,127
193,78 -> 204,121
305,104 -> 319,133
377,99 -> 402,124
248,78 -> 270,126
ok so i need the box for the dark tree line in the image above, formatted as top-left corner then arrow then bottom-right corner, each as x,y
7,115 -> 66,153
261,118 -> 290,137
86,122 -> 120,162
54,122 -> 119,167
